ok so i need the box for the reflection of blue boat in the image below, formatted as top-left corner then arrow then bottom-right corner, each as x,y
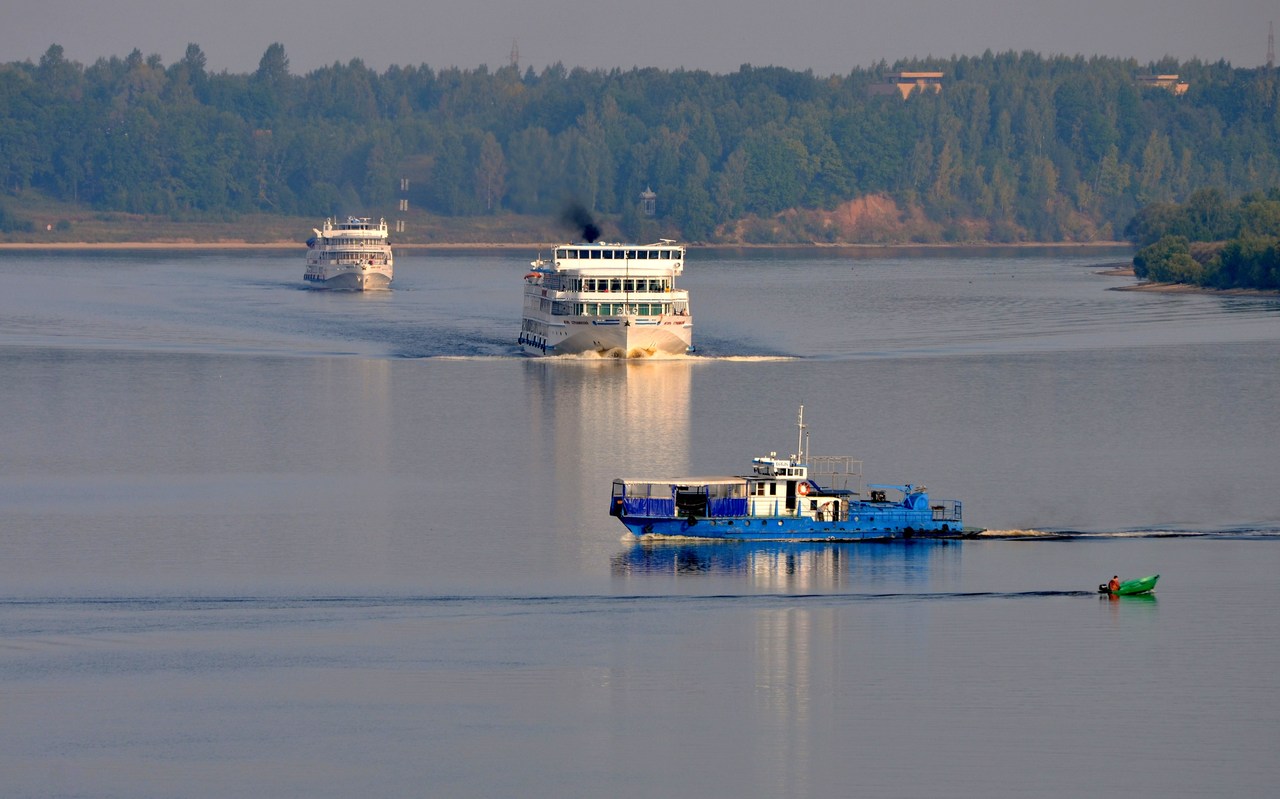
609,406 -> 981,542
611,538 -> 949,579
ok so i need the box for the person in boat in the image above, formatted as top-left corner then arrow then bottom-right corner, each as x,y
1108,575 -> 1121,593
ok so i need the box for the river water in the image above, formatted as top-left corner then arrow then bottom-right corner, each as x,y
1,248 -> 1278,798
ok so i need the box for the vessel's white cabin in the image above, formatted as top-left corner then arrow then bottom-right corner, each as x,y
744,453 -> 860,521
307,217 -> 392,268
523,242 -> 689,319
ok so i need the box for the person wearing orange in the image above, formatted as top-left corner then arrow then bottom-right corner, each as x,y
1108,575 -> 1121,593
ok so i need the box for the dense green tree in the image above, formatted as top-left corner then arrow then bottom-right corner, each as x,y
1133,235 -> 1201,282
3,48 -> 1280,245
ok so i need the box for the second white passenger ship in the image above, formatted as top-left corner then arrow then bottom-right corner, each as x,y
518,240 -> 693,357
304,216 -> 394,290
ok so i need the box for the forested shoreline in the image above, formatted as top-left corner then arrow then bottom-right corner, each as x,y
1,44 -> 1279,246
1127,189 -> 1280,290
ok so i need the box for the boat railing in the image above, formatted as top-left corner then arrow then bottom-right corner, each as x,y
808,456 -> 863,494
930,500 -> 963,523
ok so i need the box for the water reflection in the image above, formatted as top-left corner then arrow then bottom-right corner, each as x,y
611,539 -> 961,592
753,605 -> 824,797
522,359 -> 692,566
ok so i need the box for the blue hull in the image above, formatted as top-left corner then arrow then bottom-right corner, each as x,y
618,515 -> 973,542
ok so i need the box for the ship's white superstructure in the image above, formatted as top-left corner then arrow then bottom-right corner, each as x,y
518,241 -> 692,357
304,216 -> 393,290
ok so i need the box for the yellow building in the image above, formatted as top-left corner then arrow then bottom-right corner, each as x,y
1136,74 -> 1189,95
868,71 -> 944,99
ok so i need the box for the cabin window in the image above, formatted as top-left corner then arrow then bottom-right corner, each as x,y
603,250 -> 615,259
610,279 -> 622,292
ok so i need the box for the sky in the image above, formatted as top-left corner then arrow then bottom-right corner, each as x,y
3,1 -> 1278,76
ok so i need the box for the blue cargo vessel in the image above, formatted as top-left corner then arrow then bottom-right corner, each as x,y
609,407 -> 981,542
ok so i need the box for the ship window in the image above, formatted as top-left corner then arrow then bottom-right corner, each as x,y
610,279 -> 622,292
589,250 -> 600,259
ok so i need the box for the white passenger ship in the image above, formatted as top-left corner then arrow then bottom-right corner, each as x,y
518,240 -> 692,357
304,216 -> 394,290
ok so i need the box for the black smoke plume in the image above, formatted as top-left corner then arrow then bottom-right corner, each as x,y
560,202 -> 601,243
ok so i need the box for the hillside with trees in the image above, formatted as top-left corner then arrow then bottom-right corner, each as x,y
1,44 -> 1279,244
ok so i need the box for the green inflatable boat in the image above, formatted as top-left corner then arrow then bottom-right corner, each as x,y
1099,574 -> 1159,595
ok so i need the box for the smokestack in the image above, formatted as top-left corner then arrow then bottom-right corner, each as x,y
560,202 -> 601,243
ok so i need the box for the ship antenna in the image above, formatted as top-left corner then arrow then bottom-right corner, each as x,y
796,405 -> 807,464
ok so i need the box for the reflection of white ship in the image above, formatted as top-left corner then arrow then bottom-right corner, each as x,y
524,360 -> 692,571
518,241 -> 692,357
304,216 -> 393,290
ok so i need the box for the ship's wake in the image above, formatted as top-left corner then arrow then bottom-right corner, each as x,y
978,527 -> 1280,540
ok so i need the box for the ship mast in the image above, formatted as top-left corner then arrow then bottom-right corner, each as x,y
795,405 -> 807,464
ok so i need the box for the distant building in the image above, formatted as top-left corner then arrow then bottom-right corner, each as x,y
868,71 -> 944,99
639,186 -> 657,217
1136,74 -> 1189,95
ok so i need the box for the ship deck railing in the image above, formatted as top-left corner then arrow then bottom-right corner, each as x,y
930,500 -> 963,523
808,456 -> 863,494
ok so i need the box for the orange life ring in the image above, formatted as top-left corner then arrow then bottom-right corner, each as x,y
797,482 -> 810,496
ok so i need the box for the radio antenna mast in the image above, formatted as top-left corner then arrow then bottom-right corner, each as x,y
795,405 -> 807,463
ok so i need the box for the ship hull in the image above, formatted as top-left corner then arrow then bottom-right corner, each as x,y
616,514 -> 978,541
304,268 -> 393,291
519,317 -> 692,357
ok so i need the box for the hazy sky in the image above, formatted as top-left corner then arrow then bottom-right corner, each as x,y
5,1 -> 1278,75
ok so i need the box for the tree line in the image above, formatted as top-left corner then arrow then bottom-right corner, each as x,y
1128,188 -> 1280,290
2,43 -> 1279,243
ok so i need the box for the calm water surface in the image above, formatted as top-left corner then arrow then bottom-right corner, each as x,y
1,249 -> 1278,797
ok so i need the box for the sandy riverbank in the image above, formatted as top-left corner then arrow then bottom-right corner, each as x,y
1097,265 -> 1280,296
1112,281 -> 1280,296
0,240 -> 538,251
0,240 -> 1134,252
